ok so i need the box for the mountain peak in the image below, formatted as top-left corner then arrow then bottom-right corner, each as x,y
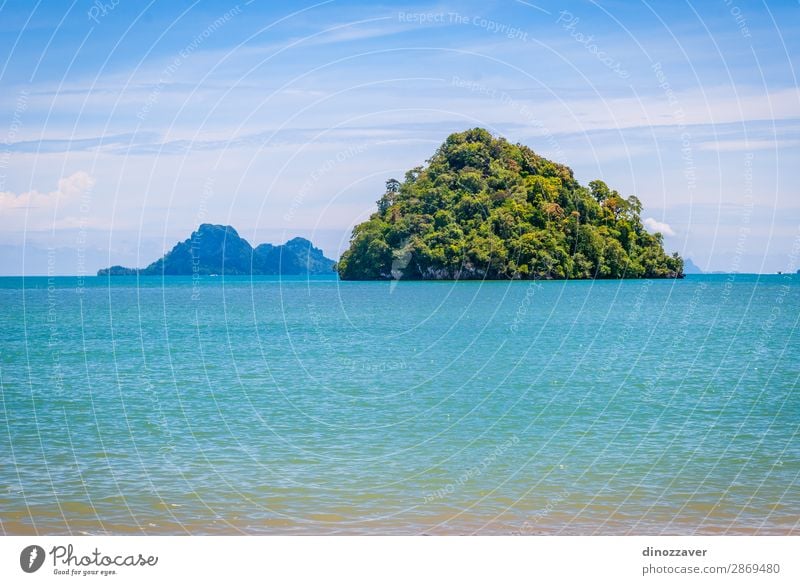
283,236 -> 314,246
98,225 -> 334,276
195,224 -> 240,237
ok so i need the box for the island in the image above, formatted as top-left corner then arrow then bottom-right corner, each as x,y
97,224 -> 335,276
683,258 -> 703,274
337,128 -> 683,280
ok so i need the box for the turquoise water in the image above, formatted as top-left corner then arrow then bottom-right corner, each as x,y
1,274 -> 798,535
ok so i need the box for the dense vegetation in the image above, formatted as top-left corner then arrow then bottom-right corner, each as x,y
98,224 -> 335,276
338,128 -> 683,280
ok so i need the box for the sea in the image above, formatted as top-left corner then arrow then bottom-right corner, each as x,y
1,274 -> 798,535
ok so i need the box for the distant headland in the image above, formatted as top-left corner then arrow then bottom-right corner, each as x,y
337,128 -> 684,281
683,258 -> 703,274
97,224 -> 335,276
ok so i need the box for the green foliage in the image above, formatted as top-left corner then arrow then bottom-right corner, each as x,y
337,129 -> 683,280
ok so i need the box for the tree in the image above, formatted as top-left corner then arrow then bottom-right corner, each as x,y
626,195 -> 643,216
377,178 -> 401,213
589,179 -> 611,203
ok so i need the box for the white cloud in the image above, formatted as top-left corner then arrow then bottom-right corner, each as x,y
644,217 -> 675,236
698,139 -> 800,152
0,171 -> 95,229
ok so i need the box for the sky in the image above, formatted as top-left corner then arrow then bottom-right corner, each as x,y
0,0 -> 798,275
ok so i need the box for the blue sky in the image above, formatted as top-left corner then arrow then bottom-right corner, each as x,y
0,0 -> 798,274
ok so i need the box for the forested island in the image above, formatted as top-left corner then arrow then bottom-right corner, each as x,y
338,128 -> 683,280
98,224 -> 335,276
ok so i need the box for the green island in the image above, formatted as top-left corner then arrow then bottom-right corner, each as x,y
338,128 -> 683,281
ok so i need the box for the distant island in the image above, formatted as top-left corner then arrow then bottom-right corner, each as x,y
98,224 -> 335,276
683,258 -> 703,274
338,128 -> 683,280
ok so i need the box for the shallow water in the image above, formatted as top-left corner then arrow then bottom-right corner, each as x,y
1,274 -> 798,534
